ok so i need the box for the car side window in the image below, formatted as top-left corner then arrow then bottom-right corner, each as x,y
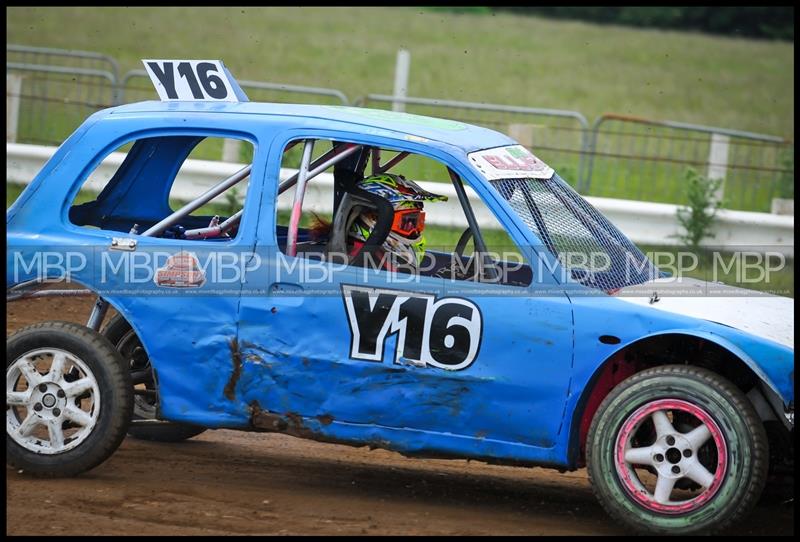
68,135 -> 254,242
275,138 -> 532,287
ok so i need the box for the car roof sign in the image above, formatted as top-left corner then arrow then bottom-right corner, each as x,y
142,59 -> 249,102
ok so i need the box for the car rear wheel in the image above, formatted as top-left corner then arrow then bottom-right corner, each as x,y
586,365 -> 768,535
7,321 -> 133,476
101,314 -> 207,442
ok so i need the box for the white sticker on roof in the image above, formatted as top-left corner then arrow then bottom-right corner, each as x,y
142,59 -> 248,102
468,145 -> 554,180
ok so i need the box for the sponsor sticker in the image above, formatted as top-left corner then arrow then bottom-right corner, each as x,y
155,251 -> 206,288
468,145 -> 554,180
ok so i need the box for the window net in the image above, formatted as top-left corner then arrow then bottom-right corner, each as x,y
490,174 -> 660,291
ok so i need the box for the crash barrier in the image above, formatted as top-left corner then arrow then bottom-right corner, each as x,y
6,44 -> 794,214
7,142 -> 794,257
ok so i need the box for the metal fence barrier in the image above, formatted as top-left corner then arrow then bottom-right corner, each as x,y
117,70 -> 350,162
6,44 -> 794,214
584,114 -> 794,213
6,45 -> 349,148
7,44 -> 120,86
7,45 -> 121,146
119,69 -> 349,106
356,94 -> 590,190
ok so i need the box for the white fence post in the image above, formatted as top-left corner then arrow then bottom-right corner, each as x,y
392,49 -> 410,112
508,123 -> 535,148
707,133 -> 729,203
222,139 -> 241,163
7,73 -> 23,143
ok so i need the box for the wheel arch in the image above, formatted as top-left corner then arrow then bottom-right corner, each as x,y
6,277 -> 156,376
567,330 -> 785,468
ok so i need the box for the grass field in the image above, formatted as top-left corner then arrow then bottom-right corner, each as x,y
7,7 -> 794,137
6,7 -> 794,211
7,7 -> 794,212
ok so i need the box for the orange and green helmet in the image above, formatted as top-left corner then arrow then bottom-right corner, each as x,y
348,174 -> 447,269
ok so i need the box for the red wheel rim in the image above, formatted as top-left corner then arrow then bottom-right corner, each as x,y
614,398 -> 728,514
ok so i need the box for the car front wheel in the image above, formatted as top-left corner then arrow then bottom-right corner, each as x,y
586,365 -> 768,535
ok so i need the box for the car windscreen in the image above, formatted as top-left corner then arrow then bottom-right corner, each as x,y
489,173 -> 660,292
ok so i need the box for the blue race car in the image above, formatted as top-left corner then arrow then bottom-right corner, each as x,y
6,61 -> 793,535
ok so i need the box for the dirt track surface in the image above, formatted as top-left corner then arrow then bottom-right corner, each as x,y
6,295 -> 795,536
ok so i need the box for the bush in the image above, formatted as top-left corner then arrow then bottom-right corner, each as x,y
493,7 -> 794,41
675,168 -> 722,249
223,186 -> 241,216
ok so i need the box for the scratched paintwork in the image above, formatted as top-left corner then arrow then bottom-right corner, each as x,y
6,100 -> 794,470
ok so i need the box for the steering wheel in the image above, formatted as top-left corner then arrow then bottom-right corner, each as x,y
454,227 -> 473,261
434,227 -> 477,281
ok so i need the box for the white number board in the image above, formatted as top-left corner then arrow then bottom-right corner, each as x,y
468,145 -> 554,180
142,60 -> 245,102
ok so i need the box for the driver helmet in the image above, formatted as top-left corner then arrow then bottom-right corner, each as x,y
348,174 -> 447,271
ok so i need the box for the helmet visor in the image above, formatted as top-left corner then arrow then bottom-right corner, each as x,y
392,208 -> 425,237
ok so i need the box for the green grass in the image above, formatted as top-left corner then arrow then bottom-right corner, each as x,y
7,7 -> 793,136
7,8 -> 794,212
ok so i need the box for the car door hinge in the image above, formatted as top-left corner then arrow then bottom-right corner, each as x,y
110,237 -> 137,251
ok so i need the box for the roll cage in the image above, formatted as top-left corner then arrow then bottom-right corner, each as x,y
7,135 -> 500,327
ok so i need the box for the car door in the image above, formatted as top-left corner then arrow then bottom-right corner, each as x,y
45,121 -> 265,427
236,133 -> 574,452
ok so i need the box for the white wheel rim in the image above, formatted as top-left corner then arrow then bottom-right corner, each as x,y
614,398 -> 727,514
7,348 -> 101,455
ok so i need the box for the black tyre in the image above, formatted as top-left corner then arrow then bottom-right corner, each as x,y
101,314 -> 206,442
586,365 -> 768,535
6,321 -> 133,477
